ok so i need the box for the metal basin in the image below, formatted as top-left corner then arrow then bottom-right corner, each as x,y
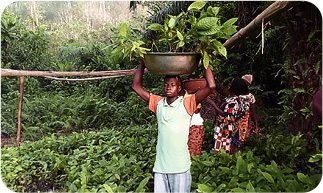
144,52 -> 201,75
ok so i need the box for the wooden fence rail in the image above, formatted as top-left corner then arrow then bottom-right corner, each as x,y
1,68 -> 144,147
1,68 -> 138,77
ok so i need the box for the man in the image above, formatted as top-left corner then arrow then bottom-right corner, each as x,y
132,58 -> 215,192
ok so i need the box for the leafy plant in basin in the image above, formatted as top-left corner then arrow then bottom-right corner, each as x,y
147,1 -> 238,68
110,23 -> 150,60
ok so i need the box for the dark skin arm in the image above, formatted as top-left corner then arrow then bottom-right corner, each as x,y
194,66 -> 216,106
215,83 -> 230,97
133,58 -> 216,107
250,103 -> 258,133
212,79 -> 229,104
132,58 -> 150,102
208,91 -> 259,132
204,97 -> 228,117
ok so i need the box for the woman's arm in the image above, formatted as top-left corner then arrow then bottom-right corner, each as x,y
215,84 -> 230,97
132,58 -> 150,102
204,97 -> 228,117
250,103 -> 258,133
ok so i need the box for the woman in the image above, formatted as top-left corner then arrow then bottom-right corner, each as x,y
205,77 -> 253,154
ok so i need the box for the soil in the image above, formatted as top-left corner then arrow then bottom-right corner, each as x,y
1,134 -> 16,148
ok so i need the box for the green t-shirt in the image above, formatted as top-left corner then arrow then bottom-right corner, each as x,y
149,94 -> 197,173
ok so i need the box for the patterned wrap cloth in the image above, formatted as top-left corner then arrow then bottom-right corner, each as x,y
213,93 -> 255,154
188,125 -> 205,156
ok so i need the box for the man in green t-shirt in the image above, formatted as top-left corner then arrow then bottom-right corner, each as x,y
132,58 -> 215,192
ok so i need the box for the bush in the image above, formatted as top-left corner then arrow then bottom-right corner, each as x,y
246,133 -> 310,171
191,149 -> 321,192
2,126 -> 321,192
1,126 -> 157,192
1,89 -> 157,141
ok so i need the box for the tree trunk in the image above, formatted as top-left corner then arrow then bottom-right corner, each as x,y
16,76 -> 24,147
32,0 -> 38,27
219,1 -> 297,52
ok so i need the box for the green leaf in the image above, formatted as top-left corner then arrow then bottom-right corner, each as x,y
247,162 -> 254,173
131,41 -> 150,57
282,145 -> 291,152
221,26 -> 237,36
202,51 -> 210,67
219,166 -> 231,174
177,31 -> 184,41
223,18 -> 238,27
197,27 -> 220,36
176,41 -> 185,49
135,177 -> 150,192
315,61 -> 321,74
307,30 -> 316,41
261,172 -> 275,184
188,1 -> 207,11
309,154 -> 322,162
103,184 -> 114,193
215,183 -> 226,192
231,188 -> 245,192
168,16 -> 176,29
293,88 -> 305,93
236,156 -> 246,173
148,23 -> 164,32
202,160 -> 213,166
197,184 -> 214,192
293,75 -> 301,80
212,7 -> 220,16
297,173 -> 309,183
246,181 -> 255,192
196,17 -> 219,30
213,40 -> 227,58
70,183 -> 78,192
282,167 -> 294,174
118,23 -> 127,37
220,18 -> 238,36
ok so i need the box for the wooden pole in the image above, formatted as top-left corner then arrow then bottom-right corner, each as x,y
16,76 -> 24,147
44,74 -> 126,81
215,1 -> 298,54
1,69 -> 139,77
1,69 -> 149,78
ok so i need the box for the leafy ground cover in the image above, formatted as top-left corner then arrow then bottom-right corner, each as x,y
1,125 -> 157,192
1,123 -> 321,192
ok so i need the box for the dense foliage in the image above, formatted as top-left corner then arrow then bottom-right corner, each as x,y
1,126 -> 157,192
1,1 -> 322,192
1,124 -> 321,192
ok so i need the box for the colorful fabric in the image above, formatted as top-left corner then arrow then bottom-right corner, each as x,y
213,94 -> 254,154
235,112 -> 250,142
188,124 -> 204,156
239,93 -> 256,105
242,74 -> 253,85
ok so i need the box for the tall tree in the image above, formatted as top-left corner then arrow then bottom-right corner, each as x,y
28,0 -> 38,27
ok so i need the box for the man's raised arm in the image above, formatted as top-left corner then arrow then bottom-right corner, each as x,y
132,58 -> 150,102
194,66 -> 216,105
